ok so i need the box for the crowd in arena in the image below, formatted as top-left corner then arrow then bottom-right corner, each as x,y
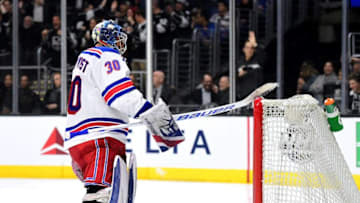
0,0 -> 245,66
0,0 -> 359,115
296,58 -> 360,114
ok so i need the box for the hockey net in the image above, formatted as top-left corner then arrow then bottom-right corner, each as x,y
253,95 -> 360,203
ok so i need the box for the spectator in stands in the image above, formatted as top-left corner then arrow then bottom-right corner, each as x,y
187,73 -> 218,107
32,0 -> 45,24
0,73 -> 12,114
193,10 -> 215,40
152,70 -> 174,104
334,68 -> 342,106
209,1 -> 229,29
124,7 -> 136,34
164,3 -> 174,17
41,15 -> 77,68
122,8 -> 137,61
0,0 -> 12,26
108,0 -> 120,19
309,61 -> 339,103
297,61 -> 319,94
115,1 -> 131,27
238,0 -> 253,9
217,75 -> 229,105
0,13 -> 11,65
351,60 -> 360,74
78,18 -> 97,50
84,3 -> 96,21
82,0 -> 107,21
153,2 -> 172,50
19,16 -> 41,65
73,0 -> 106,43
296,77 -> 305,95
19,74 -> 40,113
24,0 -> 59,26
353,57 -> 360,63
43,72 -> 61,114
236,32 -> 264,99
348,73 -> 360,114
169,0 -> 192,39
20,0 -> 51,26
129,9 -> 146,59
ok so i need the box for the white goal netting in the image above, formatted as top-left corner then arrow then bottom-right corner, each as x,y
260,95 -> 360,203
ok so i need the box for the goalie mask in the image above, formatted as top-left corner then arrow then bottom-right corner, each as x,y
92,20 -> 128,54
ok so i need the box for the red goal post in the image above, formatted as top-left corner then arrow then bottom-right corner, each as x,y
253,97 -> 263,203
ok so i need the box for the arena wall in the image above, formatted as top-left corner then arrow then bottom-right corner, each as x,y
0,116 -> 359,188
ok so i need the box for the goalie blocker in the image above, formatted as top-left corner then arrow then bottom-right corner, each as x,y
139,99 -> 185,152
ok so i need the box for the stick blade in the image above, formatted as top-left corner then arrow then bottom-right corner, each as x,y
256,82 -> 278,96
249,82 -> 278,99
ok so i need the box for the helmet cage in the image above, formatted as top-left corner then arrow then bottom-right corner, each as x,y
92,20 -> 128,54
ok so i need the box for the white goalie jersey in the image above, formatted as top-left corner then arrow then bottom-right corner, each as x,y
65,46 -> 152,149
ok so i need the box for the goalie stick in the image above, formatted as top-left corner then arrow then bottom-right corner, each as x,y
64,82 -> 277,149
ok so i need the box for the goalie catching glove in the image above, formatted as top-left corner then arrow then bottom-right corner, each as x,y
139,100 -> 185,152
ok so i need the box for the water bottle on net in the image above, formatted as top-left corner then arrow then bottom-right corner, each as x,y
324,98 -> 344,132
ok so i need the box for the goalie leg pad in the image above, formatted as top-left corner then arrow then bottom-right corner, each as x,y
109,155 -> 128,203
127,153 -> 137,203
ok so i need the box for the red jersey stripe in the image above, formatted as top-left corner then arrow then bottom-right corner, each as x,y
71,122 -> 118,133
88,48 -> 102,55
104,81 -> 134,102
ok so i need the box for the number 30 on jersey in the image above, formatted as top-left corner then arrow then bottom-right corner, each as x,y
68,57 -> 89,114
105,60 -> 121,74
68,76 -> 82,114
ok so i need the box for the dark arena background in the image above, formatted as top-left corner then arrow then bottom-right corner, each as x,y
0,0 -> 360,202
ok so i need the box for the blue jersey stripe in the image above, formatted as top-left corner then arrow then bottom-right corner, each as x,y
66,117 -> 126,132
107,86 -> 136,106
102,139 -> 110,186
82,51 -> 101,58
67,128 -> 128,141
101,77 -> 131,97
93,140 -> 100,180
134,101 -> 153,118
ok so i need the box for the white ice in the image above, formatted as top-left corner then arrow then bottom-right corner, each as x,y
0,178 -> 252,203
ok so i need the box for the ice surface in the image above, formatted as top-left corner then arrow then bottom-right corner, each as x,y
0,179 -> 252,203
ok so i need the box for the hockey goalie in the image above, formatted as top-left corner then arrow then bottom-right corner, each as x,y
64,20 -> 185,203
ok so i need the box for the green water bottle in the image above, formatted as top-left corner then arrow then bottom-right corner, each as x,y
324,98 -> 343,132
